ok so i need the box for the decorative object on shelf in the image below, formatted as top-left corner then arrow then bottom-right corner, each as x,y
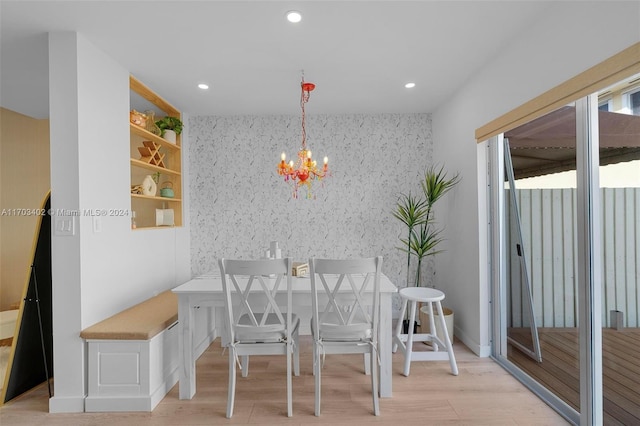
155,208 -> 175,226
276,72 -> 330,199
131,211 -> 137,229
130,109 -> 147,127
155,116 -> 183,144
141,175 -> 158,197
159,181 -> 174,198
143,110 -> 162,136
131,184 -> 143,194
138,141 -> 165,167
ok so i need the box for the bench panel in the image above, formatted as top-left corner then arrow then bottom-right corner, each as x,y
99,351 -> 140,386
89,341 -> 145,396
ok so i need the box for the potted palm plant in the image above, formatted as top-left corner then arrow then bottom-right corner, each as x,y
393,193 -> 428,333
418,165 -> 460,341
393,193 -> 428,290
394,165 -> 460,335
155,116 -> 183,143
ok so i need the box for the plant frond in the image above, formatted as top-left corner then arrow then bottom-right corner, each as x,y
421,165 -> 461,208
405,223 -> 444,259
392,192 -> 428,228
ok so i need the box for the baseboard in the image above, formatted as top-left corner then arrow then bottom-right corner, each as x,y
150,365 -> 179,409
85,395 -> 153,412
48,395 -> 85,413
454,325 -> 491,357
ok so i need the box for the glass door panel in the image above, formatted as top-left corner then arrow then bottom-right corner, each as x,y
597,74 -> 640,425
503,104 -> 579,412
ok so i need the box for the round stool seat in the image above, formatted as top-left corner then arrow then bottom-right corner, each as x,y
399,287 -> 445,303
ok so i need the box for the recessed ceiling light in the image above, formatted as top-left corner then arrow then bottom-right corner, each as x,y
198,83 -> 209,90
286,10 -> 302,23
405,82 -> 416,89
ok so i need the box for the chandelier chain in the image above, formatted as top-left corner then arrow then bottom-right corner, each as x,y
300,75 -> 308,149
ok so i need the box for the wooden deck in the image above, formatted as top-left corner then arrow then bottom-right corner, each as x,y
508,327 -> 640,426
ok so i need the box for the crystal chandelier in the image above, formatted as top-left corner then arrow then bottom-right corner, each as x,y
277,74 -> 330,199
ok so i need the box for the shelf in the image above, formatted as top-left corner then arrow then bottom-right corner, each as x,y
130,158 -> 181,176
130,124 -> 181,151
131,194 -> 182,202
130,74 -> 182,229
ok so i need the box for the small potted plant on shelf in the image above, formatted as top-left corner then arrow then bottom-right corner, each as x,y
155,116 -> 183,143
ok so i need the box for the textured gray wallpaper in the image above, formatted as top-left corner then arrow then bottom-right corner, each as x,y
188,113 -> 434,304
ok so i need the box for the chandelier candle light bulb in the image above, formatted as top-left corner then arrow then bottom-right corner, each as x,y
277,74 -> 330,199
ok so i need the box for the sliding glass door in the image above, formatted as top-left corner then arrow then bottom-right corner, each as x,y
494,104 -> 581,423
490,73 -> 640,425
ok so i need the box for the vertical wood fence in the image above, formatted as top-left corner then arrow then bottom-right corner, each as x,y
506,188 -> 640,328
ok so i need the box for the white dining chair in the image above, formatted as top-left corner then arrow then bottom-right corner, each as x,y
309,256 -> 382,416
218,257 -> 300,418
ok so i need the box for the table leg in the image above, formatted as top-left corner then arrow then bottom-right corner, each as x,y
178,295 -> 196,399
379,293 -> 392,397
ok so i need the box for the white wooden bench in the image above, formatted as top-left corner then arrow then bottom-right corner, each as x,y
80,290 -> 179,412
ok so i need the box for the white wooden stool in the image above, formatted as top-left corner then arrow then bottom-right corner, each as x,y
392,287 -> 458,376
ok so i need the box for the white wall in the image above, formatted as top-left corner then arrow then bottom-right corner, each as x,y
432,1 -> 640,356
189,114 -> 433,305
48,32 -> 190,413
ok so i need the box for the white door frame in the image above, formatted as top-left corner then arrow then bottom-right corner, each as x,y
487,95 -> 603,425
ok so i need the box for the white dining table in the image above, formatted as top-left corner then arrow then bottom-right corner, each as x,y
172,270 -> 398,400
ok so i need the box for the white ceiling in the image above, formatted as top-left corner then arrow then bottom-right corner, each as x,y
0,1 -> 553,119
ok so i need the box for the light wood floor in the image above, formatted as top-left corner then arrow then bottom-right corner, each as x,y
0,336 -> 569,425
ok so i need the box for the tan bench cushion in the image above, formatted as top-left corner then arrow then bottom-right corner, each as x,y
80,290 -> 178,340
